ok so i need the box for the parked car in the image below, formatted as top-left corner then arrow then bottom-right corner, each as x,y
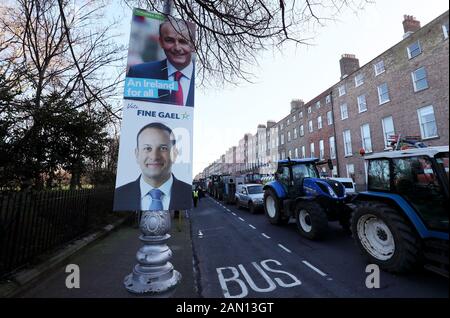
235,184 -> 265,214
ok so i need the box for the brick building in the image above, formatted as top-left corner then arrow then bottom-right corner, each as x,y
332,12 -> 449,189
199,11 -> 449,188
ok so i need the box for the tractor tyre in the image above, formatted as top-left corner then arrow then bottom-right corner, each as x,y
351,202 -> 421,273
295,201 -> 328,240
264,189 -> 285,224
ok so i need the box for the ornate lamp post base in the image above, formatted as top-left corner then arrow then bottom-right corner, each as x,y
124,210 -> 182,294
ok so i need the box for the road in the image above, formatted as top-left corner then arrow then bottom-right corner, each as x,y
190,195 -> 448,298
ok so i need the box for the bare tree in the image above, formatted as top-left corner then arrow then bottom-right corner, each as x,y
0,0 -> 125,119
123,0 -> 370,86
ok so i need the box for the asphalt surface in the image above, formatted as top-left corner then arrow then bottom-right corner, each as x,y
191,195 -> 448,298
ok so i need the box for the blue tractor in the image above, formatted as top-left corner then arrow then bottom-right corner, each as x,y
263,158 -> 351,240
349,146 -> 449,276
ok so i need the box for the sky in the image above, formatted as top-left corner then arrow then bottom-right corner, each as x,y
113,0 -> 449,177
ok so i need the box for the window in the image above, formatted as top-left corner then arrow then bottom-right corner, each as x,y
340,103 -> 348,120
343,130 -> 352,156
301,146 -> 306,158
294,128 -> 298,139
316,101 -> 321,109
282,151 -> 286,159
308,106 -> 312,114
287,131 -> 291,142
299,111 -> 303,119
382,116 -> 395,149
377,83 -> 390,104
317,116 -> 322,129
280,123 -> 284,130
443,23 -> 449,39
355,73 -> 364,87
357,95 -> 367,113
295,148 -> 298,158
288,150 -> 292,158
346,163 -> 355,181
367,160 -> 390,191
417,105 -> 438,139
329,136 -> 336,159
310,142 -> 315,157
360,123 -> 373,153
287,119 -> 290,126
326,94 -> 331,104
338,85 -> 346,96
308,120 -> 313,133
327,111 -> 333,125
293,115 -> 296,122
281,134 -> 285,145
319,140 -> 324,160
407,41 -> 422,59
300,125 -> 304,136
411,67 -> 428,92
374,60 -> 385,76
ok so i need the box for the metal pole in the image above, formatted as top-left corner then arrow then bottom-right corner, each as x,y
124,0 -> 182,295
124,210 -> 181,294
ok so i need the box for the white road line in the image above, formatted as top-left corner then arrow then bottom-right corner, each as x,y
238,217 -> 245,222
226,209 -> 231,212
278,244 -> 292,253
231,212 -> 236,216
198,230 -> 204,238
302,260 -> 327,277
249,224 -> 256,229
261,233 -> 271,239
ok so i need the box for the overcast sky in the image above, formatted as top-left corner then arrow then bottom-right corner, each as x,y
114,0 -> 449,177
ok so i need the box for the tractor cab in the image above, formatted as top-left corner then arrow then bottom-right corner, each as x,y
275,158 -> 321,197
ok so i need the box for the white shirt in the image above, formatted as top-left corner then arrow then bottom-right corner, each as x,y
167,60 -> 193,106
139,175 -> 173,211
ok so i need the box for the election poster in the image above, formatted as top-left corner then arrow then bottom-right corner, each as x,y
114,8 -> 195,211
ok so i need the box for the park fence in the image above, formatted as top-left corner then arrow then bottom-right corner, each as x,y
0,187 -> 115,278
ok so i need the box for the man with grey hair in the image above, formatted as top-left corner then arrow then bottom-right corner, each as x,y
126,18 -> 196,106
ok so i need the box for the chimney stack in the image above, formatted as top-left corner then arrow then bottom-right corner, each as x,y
402,15 -> 421,37
339,54 -> 359,79
290,99 -> 304,113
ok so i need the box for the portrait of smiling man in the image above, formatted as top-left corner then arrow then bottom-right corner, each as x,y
113,122 -> 192,211
126,17 -> 196,107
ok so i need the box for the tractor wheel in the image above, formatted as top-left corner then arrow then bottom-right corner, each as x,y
264,189 -> 285,224
351,202 -> 421,273
295,201 -> 328,240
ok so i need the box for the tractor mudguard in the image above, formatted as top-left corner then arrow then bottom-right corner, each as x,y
354,192 -> 448,240
264,181 -> 287,200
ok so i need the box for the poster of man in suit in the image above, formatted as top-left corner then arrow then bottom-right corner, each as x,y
114,8 -> 195,212
124,9 -> 196,107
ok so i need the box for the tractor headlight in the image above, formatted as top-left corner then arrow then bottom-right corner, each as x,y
327,186 -> 338,198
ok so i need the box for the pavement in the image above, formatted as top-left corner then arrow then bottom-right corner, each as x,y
1,210 -> 199,298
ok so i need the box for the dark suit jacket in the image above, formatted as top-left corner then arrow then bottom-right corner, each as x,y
126,59 -> 195,107
113,175 -> 193,211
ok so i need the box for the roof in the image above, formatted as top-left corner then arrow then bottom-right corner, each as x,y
278,158 -> 319,164
363,146 -> 449,160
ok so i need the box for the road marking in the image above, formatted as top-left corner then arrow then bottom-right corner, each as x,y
226,209 -> 231,212
249,224 -> 256,229
232,212 -> 236,216
238,217 -> 245,222
262,233 -> 271,239
302,260 -> 327,277
198,230 -> 204,238
278,244 -> 291,253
